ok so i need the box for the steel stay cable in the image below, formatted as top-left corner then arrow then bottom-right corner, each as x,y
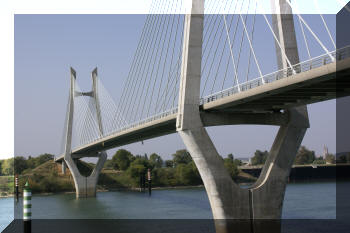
155,3 -> 183,113
146,0 -> 176,117
116,0 -> 158,120
119,0 -> 164,124
124,1 -> 168,122
211,9 -> 245,95
200,0 -> 234,97
138,2 -> 172,121
245,1 -> 257,83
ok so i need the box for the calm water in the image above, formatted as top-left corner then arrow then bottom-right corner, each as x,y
0,182 -> 337,232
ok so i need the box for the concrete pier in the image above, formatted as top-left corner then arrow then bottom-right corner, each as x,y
64,152 -> 106,198
62,67 -> 106,198
176,0 -> 308,224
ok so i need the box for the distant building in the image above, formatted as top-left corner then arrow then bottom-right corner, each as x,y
323,145 -> 329,159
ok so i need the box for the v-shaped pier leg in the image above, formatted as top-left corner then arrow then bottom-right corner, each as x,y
177,1 -> 309,232
62,67 -> 107,198
64,152 -> 107,198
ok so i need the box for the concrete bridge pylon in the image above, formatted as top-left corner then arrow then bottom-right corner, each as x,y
176,0 -> 309,226
62,67 -> 107,198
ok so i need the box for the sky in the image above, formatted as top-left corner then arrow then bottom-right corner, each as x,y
13,12 -> 341,161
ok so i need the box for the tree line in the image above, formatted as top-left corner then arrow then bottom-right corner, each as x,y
102,149 -> 241,187
250,146 -> 347,166
1,145 -> 348,178
0,154 -> 54,176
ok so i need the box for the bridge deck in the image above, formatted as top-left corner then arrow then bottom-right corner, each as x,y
56,55 -> 350,162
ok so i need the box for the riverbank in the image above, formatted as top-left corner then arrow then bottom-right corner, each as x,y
0,187 -> 204,198
4,160 -> 257,196
3,161 -> 349,197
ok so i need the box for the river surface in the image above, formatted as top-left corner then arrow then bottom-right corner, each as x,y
0,182 -> 337,232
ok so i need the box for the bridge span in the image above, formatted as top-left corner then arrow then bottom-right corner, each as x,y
55,0 -> 350,227
56,47 -> 350,160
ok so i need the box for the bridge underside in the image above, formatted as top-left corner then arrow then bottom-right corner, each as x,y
55,58 -> 350,162
203,58 -> 350,113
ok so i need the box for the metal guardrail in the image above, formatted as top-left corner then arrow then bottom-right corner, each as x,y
73,107 -> 179,150
73,46 -> 350,151
116,107 -> 178,132
200,46 -> 350,105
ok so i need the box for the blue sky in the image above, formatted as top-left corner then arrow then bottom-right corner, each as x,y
14,14 -> 337,160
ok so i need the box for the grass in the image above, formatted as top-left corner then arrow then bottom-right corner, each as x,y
18,160 -> 130,193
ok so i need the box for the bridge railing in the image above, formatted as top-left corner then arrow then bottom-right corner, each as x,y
200,46 -> 350,105
72,107 -> 179,151
102,107 -> 179,137
72,46 -> 350,151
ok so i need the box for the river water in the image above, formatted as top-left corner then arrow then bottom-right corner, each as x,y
0,182 -> 337,232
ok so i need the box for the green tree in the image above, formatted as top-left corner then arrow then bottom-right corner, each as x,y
175,162 -> 201,185
103,159 -> 114,169
233,159 -> 242,167
294,146 -> 315,165
251,150 -> 269,165
165,160 -> 174,168
151,167 -> 175,186
26,156 -> 36,169
127,157 -> 151,183
149,153 -> 163,168
112,149 -> 134,170
14,157 -> 28,174
133,157 -> 150,168
0,160 -> 3,175
36,154 -> 54,166
127,162 -> 146,179
223,158 -> 239,180
25,154 -> 54,169
227,154 -> 242,167
2,158 -> 14,175
172,150 -> 192,166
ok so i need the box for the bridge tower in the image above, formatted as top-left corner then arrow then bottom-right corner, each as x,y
177,0 -> 308,224
62,68 -> 107,198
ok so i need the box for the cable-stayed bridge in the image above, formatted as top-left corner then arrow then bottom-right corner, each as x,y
55,0 -> 350,222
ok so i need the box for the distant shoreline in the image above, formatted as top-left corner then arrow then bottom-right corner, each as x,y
1,180 -> 343,198
0,185 -> 206,198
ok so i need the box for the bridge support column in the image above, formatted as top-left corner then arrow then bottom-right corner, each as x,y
64,152 -> 107,198
250,110 -> 309,219
177,0 -> 309,229
62,67 -> 107,198
178,129 -> 250,219
61,161 -> 66,175
177,0 -> 250,220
